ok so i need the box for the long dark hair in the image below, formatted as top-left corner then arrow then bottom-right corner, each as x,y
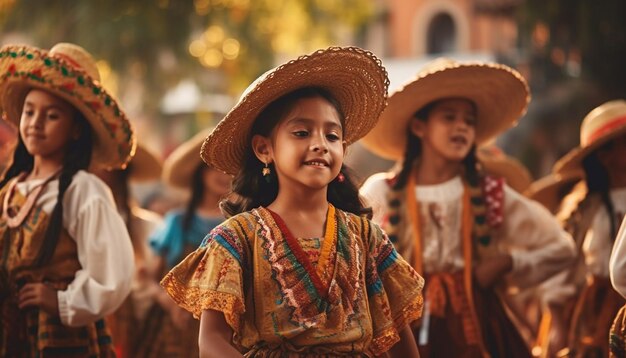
220,87 -> 371,218
103,167 -> 134,252
393,99 -> 480,191
0,102 -> 93,267
582,148 -> 617,239
182,163 -> 206,234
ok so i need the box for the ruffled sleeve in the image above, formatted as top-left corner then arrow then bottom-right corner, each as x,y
498,184 -> 576,289
362,218 -> 424,355
160,218 -> 248,335
59,171 -> 134,327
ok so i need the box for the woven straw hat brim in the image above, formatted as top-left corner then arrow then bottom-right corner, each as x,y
0,45 -> 135,169
201,47 -> 389,175
129,145 -> 162,182
554,121 -> 626,174
525,171 -> 584,213
163,129 -> 210,188
361,63 -> 530,161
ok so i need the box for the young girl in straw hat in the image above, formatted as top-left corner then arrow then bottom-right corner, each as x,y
160,47 -> 424,357
541,100 -> 626,357
360,58 -> 576,357
0,43 -> 135,356
92,144 -> 164,358
145,129 -> 230,357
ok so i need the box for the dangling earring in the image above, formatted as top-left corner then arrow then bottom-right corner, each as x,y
336,172 -> 345,183
262,162 -> 271,183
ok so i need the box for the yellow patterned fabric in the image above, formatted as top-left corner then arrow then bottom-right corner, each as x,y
161,207 -> 424,357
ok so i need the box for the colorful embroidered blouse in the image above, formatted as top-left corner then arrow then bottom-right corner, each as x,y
161,206 -> 424,357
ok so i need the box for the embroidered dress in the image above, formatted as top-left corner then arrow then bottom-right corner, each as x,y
0,171 -> 133,357
361,173 -> 575,357
161,205 -> 424,357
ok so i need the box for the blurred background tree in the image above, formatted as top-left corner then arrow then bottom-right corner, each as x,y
0,0 -> 374,115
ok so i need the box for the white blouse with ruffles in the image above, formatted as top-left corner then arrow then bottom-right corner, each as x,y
360,173 -> 576,289
584,188 -> 626,278
15,170 -> 134,327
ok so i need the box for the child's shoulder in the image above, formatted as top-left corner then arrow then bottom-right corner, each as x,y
361,171 -> 397,192
209,210 -> 261,235
336,208 -> 382,236
66,170 -> 114,202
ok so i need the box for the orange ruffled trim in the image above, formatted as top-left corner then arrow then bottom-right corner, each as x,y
160,271 -> 245,335
370,293 -> 424,356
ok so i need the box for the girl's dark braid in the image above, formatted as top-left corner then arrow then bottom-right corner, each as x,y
392,101 -> 441,191
182,164 -> 205,235
0,139 -> 33,188
35,116 -> 92,266
463,146 -> 493,248
393,133 -> 421,191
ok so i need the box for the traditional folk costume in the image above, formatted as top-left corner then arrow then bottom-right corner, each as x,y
135,130 -> 223,358
161,46 -> 425,356
359,58 -> 576,358
547,100 -> 626,357
102,145 -> 164,358
0,43 -> 135,357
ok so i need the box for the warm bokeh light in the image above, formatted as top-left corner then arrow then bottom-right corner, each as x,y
201,48 -> 223,67
189,39 -> 207,57
204,25 -> 225,45
222,38 -> 240,60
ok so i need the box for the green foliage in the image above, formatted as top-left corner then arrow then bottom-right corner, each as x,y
1,0 -> 374,114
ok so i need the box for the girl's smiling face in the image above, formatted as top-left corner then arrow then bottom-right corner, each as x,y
411,98 -> 477,163
19,89 -> 79,163
253,96 -> 346,191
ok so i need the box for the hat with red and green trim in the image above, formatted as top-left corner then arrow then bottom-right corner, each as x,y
0,43 -> 135,169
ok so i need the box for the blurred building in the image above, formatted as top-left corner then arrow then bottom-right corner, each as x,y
364,0 -> 522,59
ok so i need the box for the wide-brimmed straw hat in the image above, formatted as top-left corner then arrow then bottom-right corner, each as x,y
525,170 -> 584,214
555,100 -> 626,174
201,46 -> 389,175
361,58 -> 530,161
128,145 -> 162,182
89,143 -> 161,182
163,129 -> 211,189
0,43 -> 135,169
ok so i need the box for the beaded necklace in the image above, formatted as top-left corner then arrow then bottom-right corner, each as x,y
2,171 -> 61,229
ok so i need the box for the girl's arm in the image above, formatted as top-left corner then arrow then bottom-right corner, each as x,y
498,185 -> 576,288
59,174 -> 134,326
387,324 -> 420,357
199,309 -> 243,358
610,216 -> 626,298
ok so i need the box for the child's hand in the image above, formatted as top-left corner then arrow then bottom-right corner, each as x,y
18,283 -> 60,316
473,253 -> 513,288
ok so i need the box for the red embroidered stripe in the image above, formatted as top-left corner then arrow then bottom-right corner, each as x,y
266,209 -> 328,299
